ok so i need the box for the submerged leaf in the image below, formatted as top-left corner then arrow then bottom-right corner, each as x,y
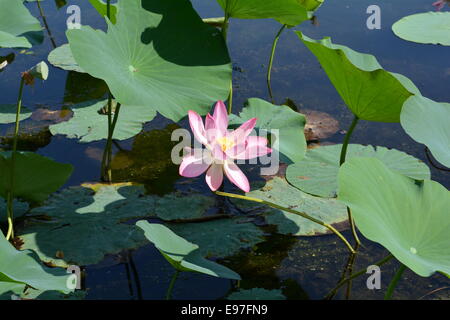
0,105 -> 32,124
136,221 -> 240,280
286,144 -> 430,198
392,12 -> 450,46
338,158 -> 450,277
67,0 -> 231,122
400,95 -> 450,168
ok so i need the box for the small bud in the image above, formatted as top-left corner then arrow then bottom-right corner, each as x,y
28,61 -> 49,81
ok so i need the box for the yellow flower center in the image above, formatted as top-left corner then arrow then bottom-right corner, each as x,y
216,136 -> 235,152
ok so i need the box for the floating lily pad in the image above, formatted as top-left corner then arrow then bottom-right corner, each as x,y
0,105 -> 32,124
0,0 -> 42,48
296,32 -> 420,123
0,231 -> 71,294
0,281 -> 85,300
48,44 -> 84,73
338,158 -> 450,277
392,12 -> 450,46
67,0 -> 231,122
286,144 -> 431,198
88,0 -> 118,24
245,177 -> 348,236
401,95 -> 450,168
49,100 -> 156,142
230,98 -> 306,163
227,288 -> 286,300
170,218 -> 265,258
137,221 -> 240,280
0,151 -> 73,203
154,193 -> 215,221
18,184 -> 156,267
216,0 -> 312,26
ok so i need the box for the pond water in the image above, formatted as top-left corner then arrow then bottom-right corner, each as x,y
0,0 -> 449,300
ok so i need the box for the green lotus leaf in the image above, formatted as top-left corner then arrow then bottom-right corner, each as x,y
0,152 -> 73,203
18,184 -> 156,267
0,231 -> 71,294
136,221 -> 241,280
216,0 -> 312,26
169,218 -> 265,258
286,144 -> 430,198
229,98 -> 306,163
0,282 -> 85,300
400,95 -> 450,168
48,44 -> 85,73
67,0 -> 231,122
244,177 -> 348,236
392,12 -> 450,46
153,193 -> 215,221
227,288 -> 286,300
296,32 -> 420,122
0,0 -> 42,48
338,157 -> 450,277
0,104 -> 32,124
49,100 -> 156,142
88,0 -> 118,24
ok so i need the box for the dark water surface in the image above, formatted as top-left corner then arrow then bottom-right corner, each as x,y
0,0 -> 449,300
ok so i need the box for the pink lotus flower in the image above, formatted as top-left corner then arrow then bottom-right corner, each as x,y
179,101 -> 272,192
433,0 -> 449,10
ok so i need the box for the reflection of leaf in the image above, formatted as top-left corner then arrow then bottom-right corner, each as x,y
0,231 -> 71,294
111,124 -> 180,195
401,96 -> 450,168
338,158 -> 450,277
297,32 -> 420,122
230,98 -> 306,163
49,100 -> 156,142
392,12 -> 450,46
67,0 -> 231,122
0,152 -> 73,203
63,71 -> 108,104
243,177 -> 348,236
170,218 -> 265,258
137,221 -> 240,280
0,0 -> 42,48
286,144 -> 430,198
227,288 -> 286,300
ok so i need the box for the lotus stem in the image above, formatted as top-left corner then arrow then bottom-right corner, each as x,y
6,77 -> 26,240
324,254 -> 393,299
267,24 -> 286,103
36,0 -> 57,49
384,263 -> 407,300
106,0 -> 111,19
339,114 -> 360,247
102,100 -> 121,183
215,191 -> 355,254
203,17 -> 225,28
221,8 -> 233,115
165,270 -> 180,300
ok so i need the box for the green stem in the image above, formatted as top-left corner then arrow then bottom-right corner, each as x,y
6,78 -> 25,240
267,24 -> 286,103
325,254 -> 393,299
221,8 -> 233,115
101,99 -> 121,183
106,0 -> 111,20
339,115 -> 360,247
339,115 -> 359,165
36,0 -> 57,49
165,270 -> 180,300
215,191 -> 355,254
384,264 -> 406,300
